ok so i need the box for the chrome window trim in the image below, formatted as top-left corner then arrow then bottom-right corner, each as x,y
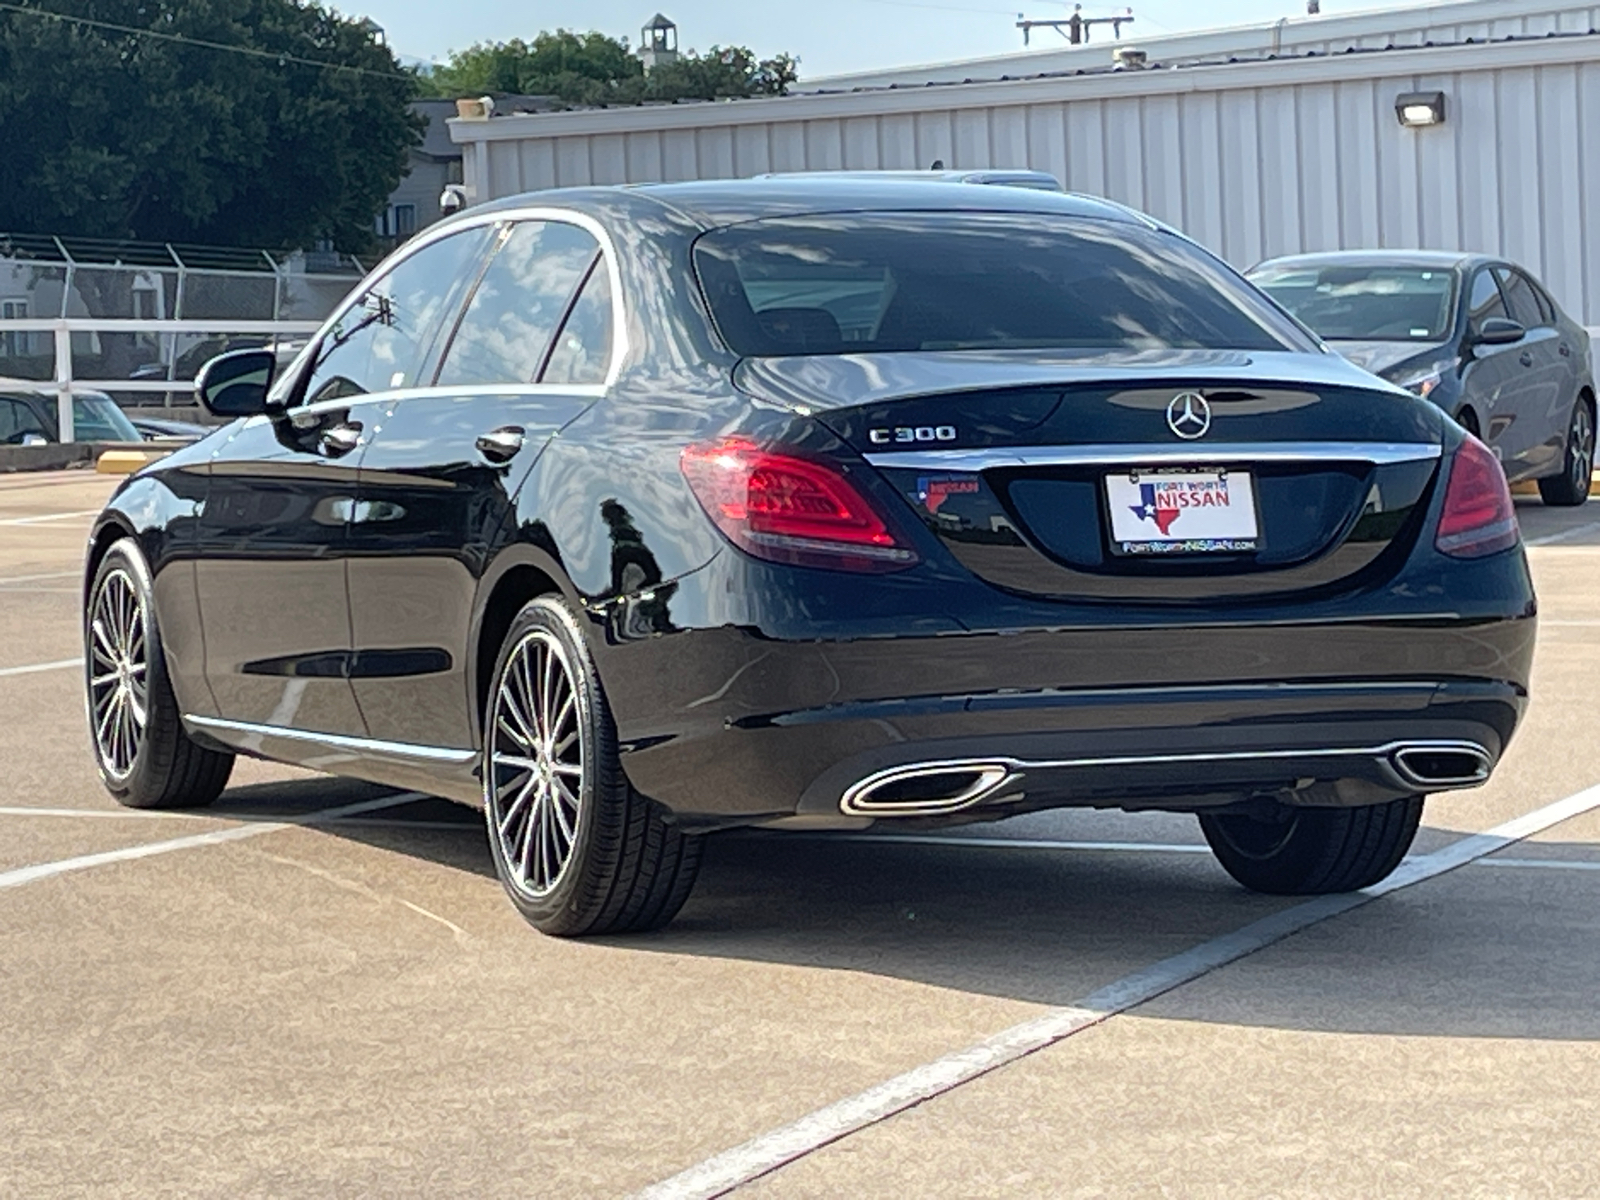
184,715 -> 476,765
297,205 -> 629,393
863,441 -> 1443,471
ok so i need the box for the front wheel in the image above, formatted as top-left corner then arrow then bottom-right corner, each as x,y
1537,397 -> 1594,507
482,595 -> 701,936
1198,796 -> 1423,895
86,538 -> 234,809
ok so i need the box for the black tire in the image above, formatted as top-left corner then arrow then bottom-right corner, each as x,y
1198,796 -> 1423,895
1537,396 -> 1595,507
86,538 -> 234,809
482,594 -> 701,936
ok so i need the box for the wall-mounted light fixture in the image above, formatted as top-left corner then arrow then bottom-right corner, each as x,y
1395,91 -> 1446,127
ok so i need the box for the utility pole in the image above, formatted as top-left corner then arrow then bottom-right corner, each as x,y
1017,4 -> 1134,46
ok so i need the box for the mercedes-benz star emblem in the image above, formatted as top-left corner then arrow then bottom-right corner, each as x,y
1166,392 -> 1212,440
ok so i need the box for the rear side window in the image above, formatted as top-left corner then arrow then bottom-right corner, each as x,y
436,220 -> 600,387
541,261 -> 614,385
301,227 -> 489,403
0,397 -> 50,443
694,212 -> 1304,356
1495,268 -> 1546,329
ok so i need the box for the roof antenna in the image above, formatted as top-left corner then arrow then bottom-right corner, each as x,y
930,159 -> 945,170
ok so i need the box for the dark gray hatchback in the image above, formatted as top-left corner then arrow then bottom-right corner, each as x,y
1249,251 -> 1595,506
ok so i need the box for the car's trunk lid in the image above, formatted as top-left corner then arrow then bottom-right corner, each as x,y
736,350 -> 1445,604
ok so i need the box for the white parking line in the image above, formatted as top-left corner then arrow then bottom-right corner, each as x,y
0,792 -> 426,893
0,571 -> 80,585
0,657 -> 83,678
0,509 -> 101,526
633,781 -> 1600,1200
0,806 -> 213,821
1478,856 -> 1600,872
1525,521 -> 1600,547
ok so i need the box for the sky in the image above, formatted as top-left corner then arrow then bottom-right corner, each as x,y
356,0 -> 1372,79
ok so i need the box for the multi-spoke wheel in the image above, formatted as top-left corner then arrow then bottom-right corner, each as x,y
88,566 -> 148,780
482,595 -> 701,936
1538,396 -> 1595,507
85,538 -> 233,809
488,629 -> 585,899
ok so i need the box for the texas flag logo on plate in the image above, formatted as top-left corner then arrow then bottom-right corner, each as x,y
1130,481 -> 1182,535
1105,469 -> 1260,554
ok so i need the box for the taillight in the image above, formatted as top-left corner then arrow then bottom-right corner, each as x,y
680,438 -> 918,573
1435,435 -> 1519,558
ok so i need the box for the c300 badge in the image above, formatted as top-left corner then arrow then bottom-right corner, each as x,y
868,425 -> 957,445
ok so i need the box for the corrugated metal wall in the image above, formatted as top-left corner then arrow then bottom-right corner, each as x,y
454,36 -> 1600,329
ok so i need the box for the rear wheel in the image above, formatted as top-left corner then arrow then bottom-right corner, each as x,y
86,538 -> 233,809
1198,796 -> 1422,895
1537,396 -> 1594,507
482,595 -> 701,936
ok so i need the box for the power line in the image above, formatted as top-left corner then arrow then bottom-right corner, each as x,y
0,1 -> 414,82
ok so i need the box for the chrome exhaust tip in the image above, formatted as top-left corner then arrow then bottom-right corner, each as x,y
1391,741 -> 1492,789
840,761 -> 1015,817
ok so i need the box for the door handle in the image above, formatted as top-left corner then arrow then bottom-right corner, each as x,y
476,425 -> 525,464
320,422 -> 362,457
1518,351 -> 1534,368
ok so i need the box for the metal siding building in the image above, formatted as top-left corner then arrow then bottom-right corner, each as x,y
450,2 -> 1600,329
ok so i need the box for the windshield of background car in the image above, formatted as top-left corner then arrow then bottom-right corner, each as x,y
1249,264 -> 1457,342
693,212 -> 1309,356
39,395 -> 140,441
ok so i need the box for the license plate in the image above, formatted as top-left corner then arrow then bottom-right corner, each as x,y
1105,469 -> 1259,554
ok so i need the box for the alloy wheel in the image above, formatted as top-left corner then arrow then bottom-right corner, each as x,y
88,568 -> 148,779
487,629 -> 585,898
1569,402 -> 1595,494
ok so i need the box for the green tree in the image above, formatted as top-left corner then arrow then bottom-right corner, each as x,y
0,0 -> 421,252
419,29 -> 798,105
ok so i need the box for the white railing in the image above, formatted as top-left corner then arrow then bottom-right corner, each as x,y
0,317 -> 322,441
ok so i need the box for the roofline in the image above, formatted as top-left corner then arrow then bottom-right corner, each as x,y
798,0 -> 1594,87
449,31 -> 1600,144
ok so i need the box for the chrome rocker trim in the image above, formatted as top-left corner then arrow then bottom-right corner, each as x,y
183,715 -> 477,765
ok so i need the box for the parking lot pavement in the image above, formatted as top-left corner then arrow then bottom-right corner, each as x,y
1,473 -> 1598,1197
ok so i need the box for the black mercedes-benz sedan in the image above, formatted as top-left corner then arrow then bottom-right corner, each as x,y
1248,250 -> 1595,506
82,180 -> 1536,936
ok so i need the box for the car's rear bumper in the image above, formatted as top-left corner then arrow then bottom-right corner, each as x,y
590,545 -> 1536,827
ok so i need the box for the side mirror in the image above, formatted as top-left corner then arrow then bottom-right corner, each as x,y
195,349 -> 279,417
1473,317 -> 1525,347
19,432 -> 49,448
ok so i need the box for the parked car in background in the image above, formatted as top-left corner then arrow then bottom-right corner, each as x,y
83,180 -> 1534,939
0,385 -> 143,444
127,415 -> 212,445
1248,251 -> 1595,505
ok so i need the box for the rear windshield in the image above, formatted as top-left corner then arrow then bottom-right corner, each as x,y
694,213 -> 1307,357
1249,264 -> 1457,342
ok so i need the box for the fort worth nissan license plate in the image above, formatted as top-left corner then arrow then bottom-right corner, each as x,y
1104,469 -> 1260,554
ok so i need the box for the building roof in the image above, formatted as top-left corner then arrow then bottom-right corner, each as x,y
797,0 -> 1600,90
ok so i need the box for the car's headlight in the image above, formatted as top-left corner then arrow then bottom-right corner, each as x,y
1394,367 -> 1446,398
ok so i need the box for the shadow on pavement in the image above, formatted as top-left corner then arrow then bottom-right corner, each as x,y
208,777 -> 1600,1039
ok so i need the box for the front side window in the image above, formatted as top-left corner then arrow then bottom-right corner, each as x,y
695,212 -> 1308,357
1495,268 -> 1545,329
541,261 -> 614,385
300,227 -> 489,404
1467,269 -> 1509,330
1250,264 -> 1457,342
0,397 -> 50,443
436,220 -> 600,387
